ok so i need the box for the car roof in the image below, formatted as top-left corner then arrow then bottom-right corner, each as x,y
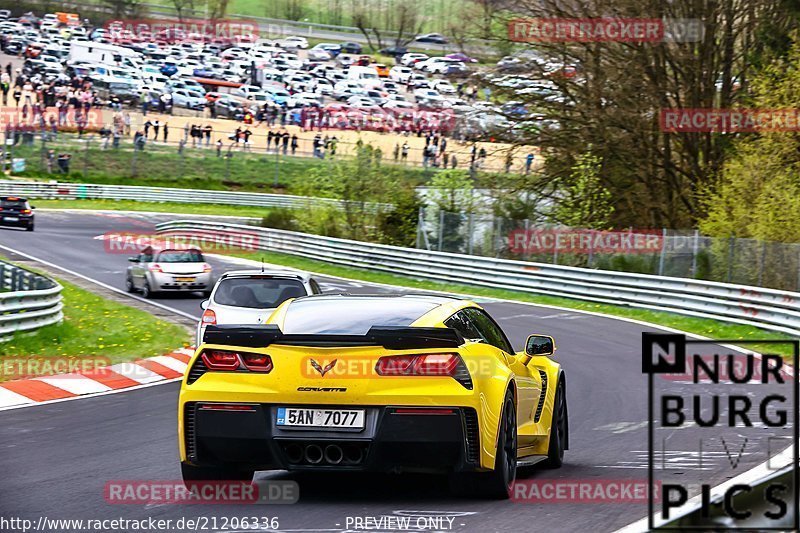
219,269 -> 311,281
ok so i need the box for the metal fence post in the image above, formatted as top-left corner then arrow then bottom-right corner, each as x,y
83,136 -> 90,176
438,209 -> 444,252
587,229 -> 595,268
657,228 -> 667,276
690,229 -> 699,278
523,219 -> 530,261
416,206 -> 423,249
727,235 -> 735,283
758,241 -> 767,287
274,148 -> 280,188
467,213 -> 474,255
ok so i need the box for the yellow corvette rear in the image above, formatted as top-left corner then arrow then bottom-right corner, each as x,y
178,294 -> 568,497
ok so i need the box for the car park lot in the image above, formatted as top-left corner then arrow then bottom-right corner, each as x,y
1,11 -> 490,134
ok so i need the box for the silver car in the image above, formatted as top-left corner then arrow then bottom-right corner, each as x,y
196,270 -> 322,346
126,247 -> 213,299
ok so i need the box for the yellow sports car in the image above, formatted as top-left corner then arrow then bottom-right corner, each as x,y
178,294 -> 568,498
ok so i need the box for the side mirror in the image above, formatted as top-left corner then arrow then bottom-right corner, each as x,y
128,257 -> 139,263
200,299 -> 209,310
525,334 -> 556,357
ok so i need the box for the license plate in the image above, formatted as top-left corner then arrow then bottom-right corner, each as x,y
175,277 -> 195,282
4,217 -> 18,222
276,407 -> 365,429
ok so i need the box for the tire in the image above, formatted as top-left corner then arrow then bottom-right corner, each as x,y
141,281 -> 154,299
542,377 -> 568,469
181,463 -> 254,484
25,223 -> 33,232
125,275 -> 135,293
449,389 -> 517,499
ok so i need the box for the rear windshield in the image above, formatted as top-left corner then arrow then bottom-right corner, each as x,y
0,199 -> 28,209
281,297 -> 439,335
156,250 -> 204,263
213,277 -> 306,309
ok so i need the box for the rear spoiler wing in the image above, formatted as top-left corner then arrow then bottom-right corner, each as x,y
202,324 -> 464,350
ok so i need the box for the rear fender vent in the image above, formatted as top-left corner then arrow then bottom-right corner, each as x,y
462,408 -> 479,464
186,358 -> 208,385
184,402 -> 198,461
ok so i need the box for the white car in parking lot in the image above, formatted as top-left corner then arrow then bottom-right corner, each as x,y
196,270 -> 322,346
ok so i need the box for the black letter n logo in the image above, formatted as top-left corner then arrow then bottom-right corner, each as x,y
643,333 -> 686,374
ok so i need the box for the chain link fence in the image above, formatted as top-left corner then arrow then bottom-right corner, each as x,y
418,209 -> 800,291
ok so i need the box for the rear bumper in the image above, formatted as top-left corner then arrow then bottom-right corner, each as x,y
182,402 -> 481,474
0,215 -> 33,228
150,272 -> 212,291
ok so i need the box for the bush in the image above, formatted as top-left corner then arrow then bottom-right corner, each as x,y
260,208 -> 300,232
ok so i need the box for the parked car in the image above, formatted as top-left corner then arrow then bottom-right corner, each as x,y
196,270 -> 321,346
340,41 -> 362,54
379,45 -> 409,57
126,247 -> 213,298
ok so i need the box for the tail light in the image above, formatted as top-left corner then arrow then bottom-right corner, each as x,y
201,350 -> 240,370
201,309 -> 216,325
21,209 -> 31,214
198,349 -> 273,373
148,263 -> 163,272
202,263 -> 212,273
240,352 -> 273,372
376,353 -> 460,376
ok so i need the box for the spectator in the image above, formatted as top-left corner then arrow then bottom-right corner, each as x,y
451,154 -> 458,169
204,125 -> 212,146
290,134 -> 298,155
401,141 -> 409,162
216,139 -> 223,157
163,122 -> 169,143
152,119 -> 160,140
525,153 -> 534,174
143,120 -> 151,138
282,131 -> 289,154
393,143 -> 400,161
243,127 -> 252,150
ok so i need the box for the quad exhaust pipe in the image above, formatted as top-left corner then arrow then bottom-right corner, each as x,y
285,443 -> 366,465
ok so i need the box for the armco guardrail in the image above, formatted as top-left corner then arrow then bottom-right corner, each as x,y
156,220 -> 800,336
0,181 -> 390,212
0,260 -> 63,341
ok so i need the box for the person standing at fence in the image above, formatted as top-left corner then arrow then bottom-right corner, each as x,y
243,127 -> 252,151
152,119 -> 160,141
143,120 -> 151,138
163,122 -> 169,143
401,141 -> 409,163
451,154 -> 458,169
393,143 -> 400,162
267,130 -> 274,151
204,125 -> 212,146
282,131 -> 289,154
525,153 -> 534,174
216,138 -> 223,157
290,134 -> 298,155
123,112 -> 131,136
140,89 -> 149,116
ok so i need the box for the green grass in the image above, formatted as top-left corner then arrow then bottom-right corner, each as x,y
34,199 -> 273,218
220,248 -> 798,357
11,138 -> 435,193
0,271 -> 190,381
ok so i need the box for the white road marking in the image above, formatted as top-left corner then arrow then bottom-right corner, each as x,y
0,387 -> 35,408
148,355 -> 188,373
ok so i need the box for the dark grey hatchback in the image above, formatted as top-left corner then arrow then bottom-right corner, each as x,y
0,197 -> 35,231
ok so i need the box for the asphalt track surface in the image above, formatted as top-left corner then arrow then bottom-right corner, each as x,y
0,211 -> 792,532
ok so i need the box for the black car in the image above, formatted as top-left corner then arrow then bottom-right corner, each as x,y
379,46 -> 409,57
340,41 -> 362,54
0,197 -> 35,231
415,33 -> 448,44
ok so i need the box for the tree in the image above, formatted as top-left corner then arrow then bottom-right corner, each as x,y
700,32 -> 800,243
101,0 -> 142,18
551,152 -> 614,229
171,0 -> 196,20
481,0 -> 800,229
354,2 -> 424,51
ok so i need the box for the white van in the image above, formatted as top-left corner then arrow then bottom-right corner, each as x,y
346,65 -> 382,89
